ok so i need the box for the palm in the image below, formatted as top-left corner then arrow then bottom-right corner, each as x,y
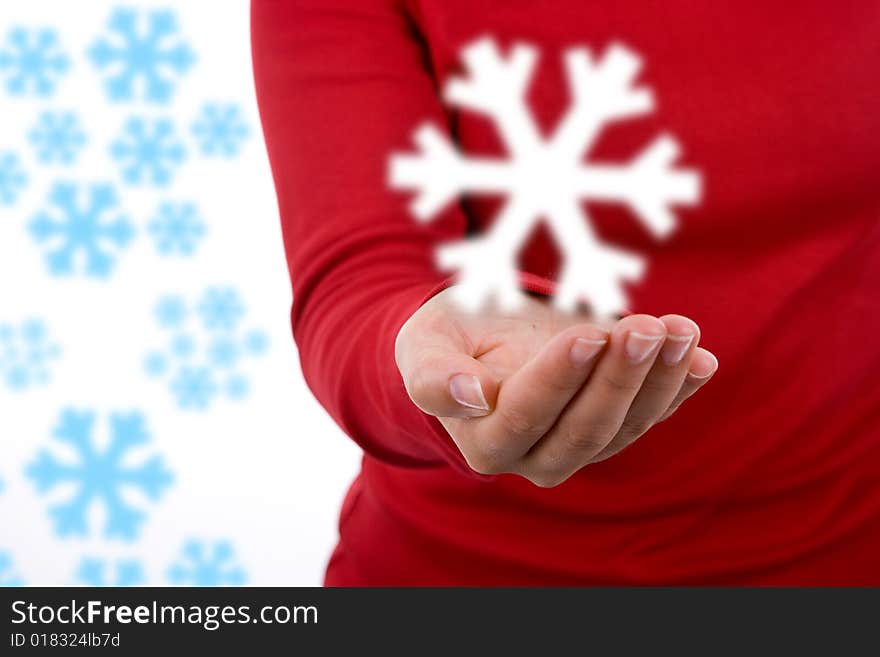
435,293 -> 598,382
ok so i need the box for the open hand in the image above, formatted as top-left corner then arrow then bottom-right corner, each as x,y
395,286 -> 718,487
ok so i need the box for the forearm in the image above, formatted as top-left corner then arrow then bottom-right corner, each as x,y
252,0 -> 474,470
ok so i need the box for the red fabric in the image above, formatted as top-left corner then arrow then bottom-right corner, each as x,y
252,0 -> 880,585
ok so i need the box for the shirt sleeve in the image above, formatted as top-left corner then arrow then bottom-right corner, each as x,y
251,0 -> 486,473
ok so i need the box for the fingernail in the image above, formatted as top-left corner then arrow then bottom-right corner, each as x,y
689,352 -> 719,379
449,374 -> 490,411
569,337 -> 607,367
660,334 -> 694,365
625,331 -> 663,364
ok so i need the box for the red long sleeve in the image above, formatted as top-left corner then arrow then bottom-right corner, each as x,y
253,0 -> 880,585
252,0 -> 475,471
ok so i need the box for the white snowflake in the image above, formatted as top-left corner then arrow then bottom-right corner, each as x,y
390,38 -> 701,316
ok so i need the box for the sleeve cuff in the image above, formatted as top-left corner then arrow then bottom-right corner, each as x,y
420,271 -> 556,307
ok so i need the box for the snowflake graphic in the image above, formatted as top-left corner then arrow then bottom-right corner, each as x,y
206,335 -> 239,368
29,111 -> 87,165
170,365 -> 219,410
76,557 -> 145,587
149,201 -> 205,255
225,375 -> 250,400
144,289 -> 268,410
28,181 -> 135,277
169,333 -> 196,359
110,117 -> 186,186
191,102 -> 250,157
0,318 -> 61,391
390,38 -> 701,316
167,540 -> 246,586
153,294 -> 187,328
88,7 -> 195,104
0,151 -> 27,205
198,287 -> 245,332
25,409 -> 174,541
0,551 -> 24,586
0,26 -> 69,97
242,330 -> 270,356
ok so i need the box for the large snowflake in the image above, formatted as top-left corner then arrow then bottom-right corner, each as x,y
26,409 -> 173,541
390,38 -> 701,316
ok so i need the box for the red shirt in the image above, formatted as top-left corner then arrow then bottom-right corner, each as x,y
252,0 -> 880,584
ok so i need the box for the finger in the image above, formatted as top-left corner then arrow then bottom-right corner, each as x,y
395,318 -> 500,419
475,323 -> 610,462
589,314 -> 700,463
520,314 -> 666,485
657,347 -> 718,422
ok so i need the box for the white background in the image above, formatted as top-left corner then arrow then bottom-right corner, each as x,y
0,0 -> 362,585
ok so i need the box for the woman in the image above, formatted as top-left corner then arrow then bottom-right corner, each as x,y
252,0 -> 880,584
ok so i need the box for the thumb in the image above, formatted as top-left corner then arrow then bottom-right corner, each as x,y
395,329 -> 498,420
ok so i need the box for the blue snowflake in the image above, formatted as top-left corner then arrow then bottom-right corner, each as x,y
170,365 -> 218,410
77,557 -> 145,587
225,375 -> 250,400
26,409 -> 174,541
207,336 -> 239,368
154,294 -> 187,328
149,201 -> 205,255
0,151 -> 27,205
88,7 -> 195,104
143,352 -> 167,377
145,289 -> 268,410
243,330 -> 270,356
0,27 -> 69,97
0,318 -> 62,391
191,103 -> 249,157
110,117 -> 186,186
29,111 -> 87,165
29,181 -> 134,277
0,551 -> 24,586
169,333 -> 196,359
198,287 -> 244,332
167,540 -> 246,586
